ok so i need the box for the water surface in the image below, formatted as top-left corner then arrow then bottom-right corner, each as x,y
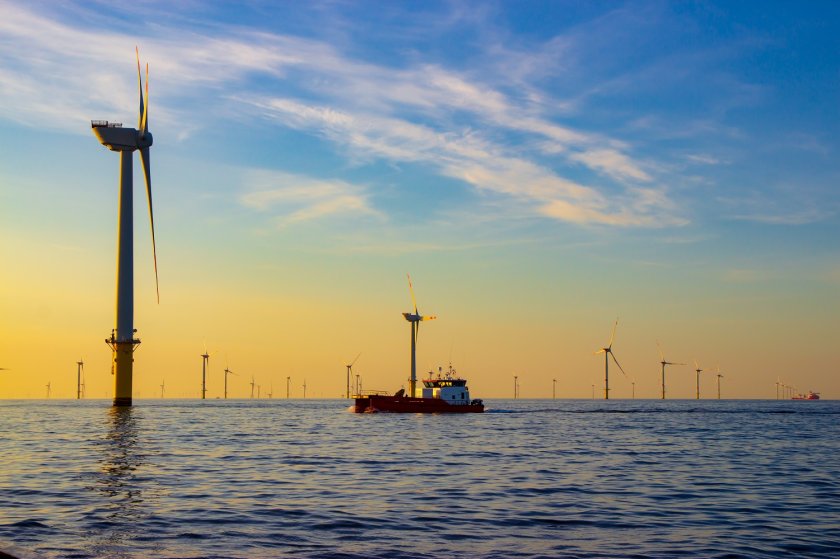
1,399 -> 839,558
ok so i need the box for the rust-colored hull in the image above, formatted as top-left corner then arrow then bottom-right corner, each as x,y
354,395 -> 484,413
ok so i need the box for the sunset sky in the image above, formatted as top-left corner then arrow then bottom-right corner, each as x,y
1,0 -> 838,399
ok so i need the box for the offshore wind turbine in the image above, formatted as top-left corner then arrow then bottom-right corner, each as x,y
160,380 -> 165,398
716,366 -> 724,399
223,367 -> 236,399
594,319 -> 629,399
76,359 -> 85,400
45,382 -> 51,399
286,376 -> 291,399
693,360 -> 703,399
200,347 -> 210,399
345,353 -> 361,399
250,376 -> 255,399
403,274 -> 436,398
657,342 -> 686,399
93,48 -> 159,407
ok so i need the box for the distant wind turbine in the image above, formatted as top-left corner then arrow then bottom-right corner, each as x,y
94,48 -> 159,407
200,346 -> 210,400
76,359 -> 85,400
286,376 -> 291,399
552,378 -> 556,399
250,375 -> 255,399
657,342 -> 686,399
45,382 -> 51,399
224,367 -> 236,399
346,353 -> 361,399
303,380 -> 307,399
403,274 -> 436,398
716,366 -> 724,399
693,360 -> 703,400
594,319 -> 630,399
160,379 -> 165,398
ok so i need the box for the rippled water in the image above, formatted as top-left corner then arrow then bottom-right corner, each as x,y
1,399 -> 839,558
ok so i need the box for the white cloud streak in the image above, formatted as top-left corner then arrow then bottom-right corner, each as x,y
239,170 -> 383,227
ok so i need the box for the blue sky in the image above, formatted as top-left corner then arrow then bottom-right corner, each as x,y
1,0 -> 838,398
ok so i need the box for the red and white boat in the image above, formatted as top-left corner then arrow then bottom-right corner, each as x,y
792,391 -> 820,400
353,275 -> 484,413
354,366 -> 484,413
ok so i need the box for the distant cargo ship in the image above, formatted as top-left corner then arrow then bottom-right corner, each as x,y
792,391 -> 820,400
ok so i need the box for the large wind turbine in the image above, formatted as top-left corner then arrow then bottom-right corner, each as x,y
93,48 -> 159,407
345,353 -> 361,399
403,274 -> 436,398
594,319 -> 629,399
657,342 -> 685,399
716,365 -> 724,399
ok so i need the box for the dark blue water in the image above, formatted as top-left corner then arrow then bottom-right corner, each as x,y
1,399 -> 839,558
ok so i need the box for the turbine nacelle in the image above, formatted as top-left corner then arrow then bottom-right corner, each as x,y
403,312 -> 435,322
91,122 -> 153,151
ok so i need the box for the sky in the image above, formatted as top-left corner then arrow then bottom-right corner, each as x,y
0,0 -> 838,400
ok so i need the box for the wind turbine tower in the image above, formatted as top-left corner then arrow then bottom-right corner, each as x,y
46,382 -> 51,399
716,367 -> 724,399
552,378 -> 556,399
594,319 -> 630,399
93,48 -> 159,407
160,380 -> 165,398
286,376 -> 291,399
250,376 -> 255,399
345,353 -> 361,399
657,342 -> 686,399
76,359 -> 85,400
403,274 -> 436,398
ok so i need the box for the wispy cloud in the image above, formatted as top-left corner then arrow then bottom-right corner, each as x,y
239,170 -> 382,228
0,1 -> 687,228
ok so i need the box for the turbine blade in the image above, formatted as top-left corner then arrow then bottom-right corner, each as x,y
611,352 -> 629,378
421,315 -> 436,321
350,352 -> 362,367
407,273 -> 418,314
140,62 -> 149,136
657,341 -> 664,362
594,349 -> 606,355
136,47 -> 145,131
608,318 -> 618,348
140,146 -> 159,303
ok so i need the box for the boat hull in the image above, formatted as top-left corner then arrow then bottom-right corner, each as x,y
354,395 -> 484,413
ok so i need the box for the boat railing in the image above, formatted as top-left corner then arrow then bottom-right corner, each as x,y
354,390 -> 392,397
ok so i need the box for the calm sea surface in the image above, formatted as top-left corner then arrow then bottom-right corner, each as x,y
1,399 -> 839,559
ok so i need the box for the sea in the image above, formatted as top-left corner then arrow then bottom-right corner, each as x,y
1,399 -> 839,559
